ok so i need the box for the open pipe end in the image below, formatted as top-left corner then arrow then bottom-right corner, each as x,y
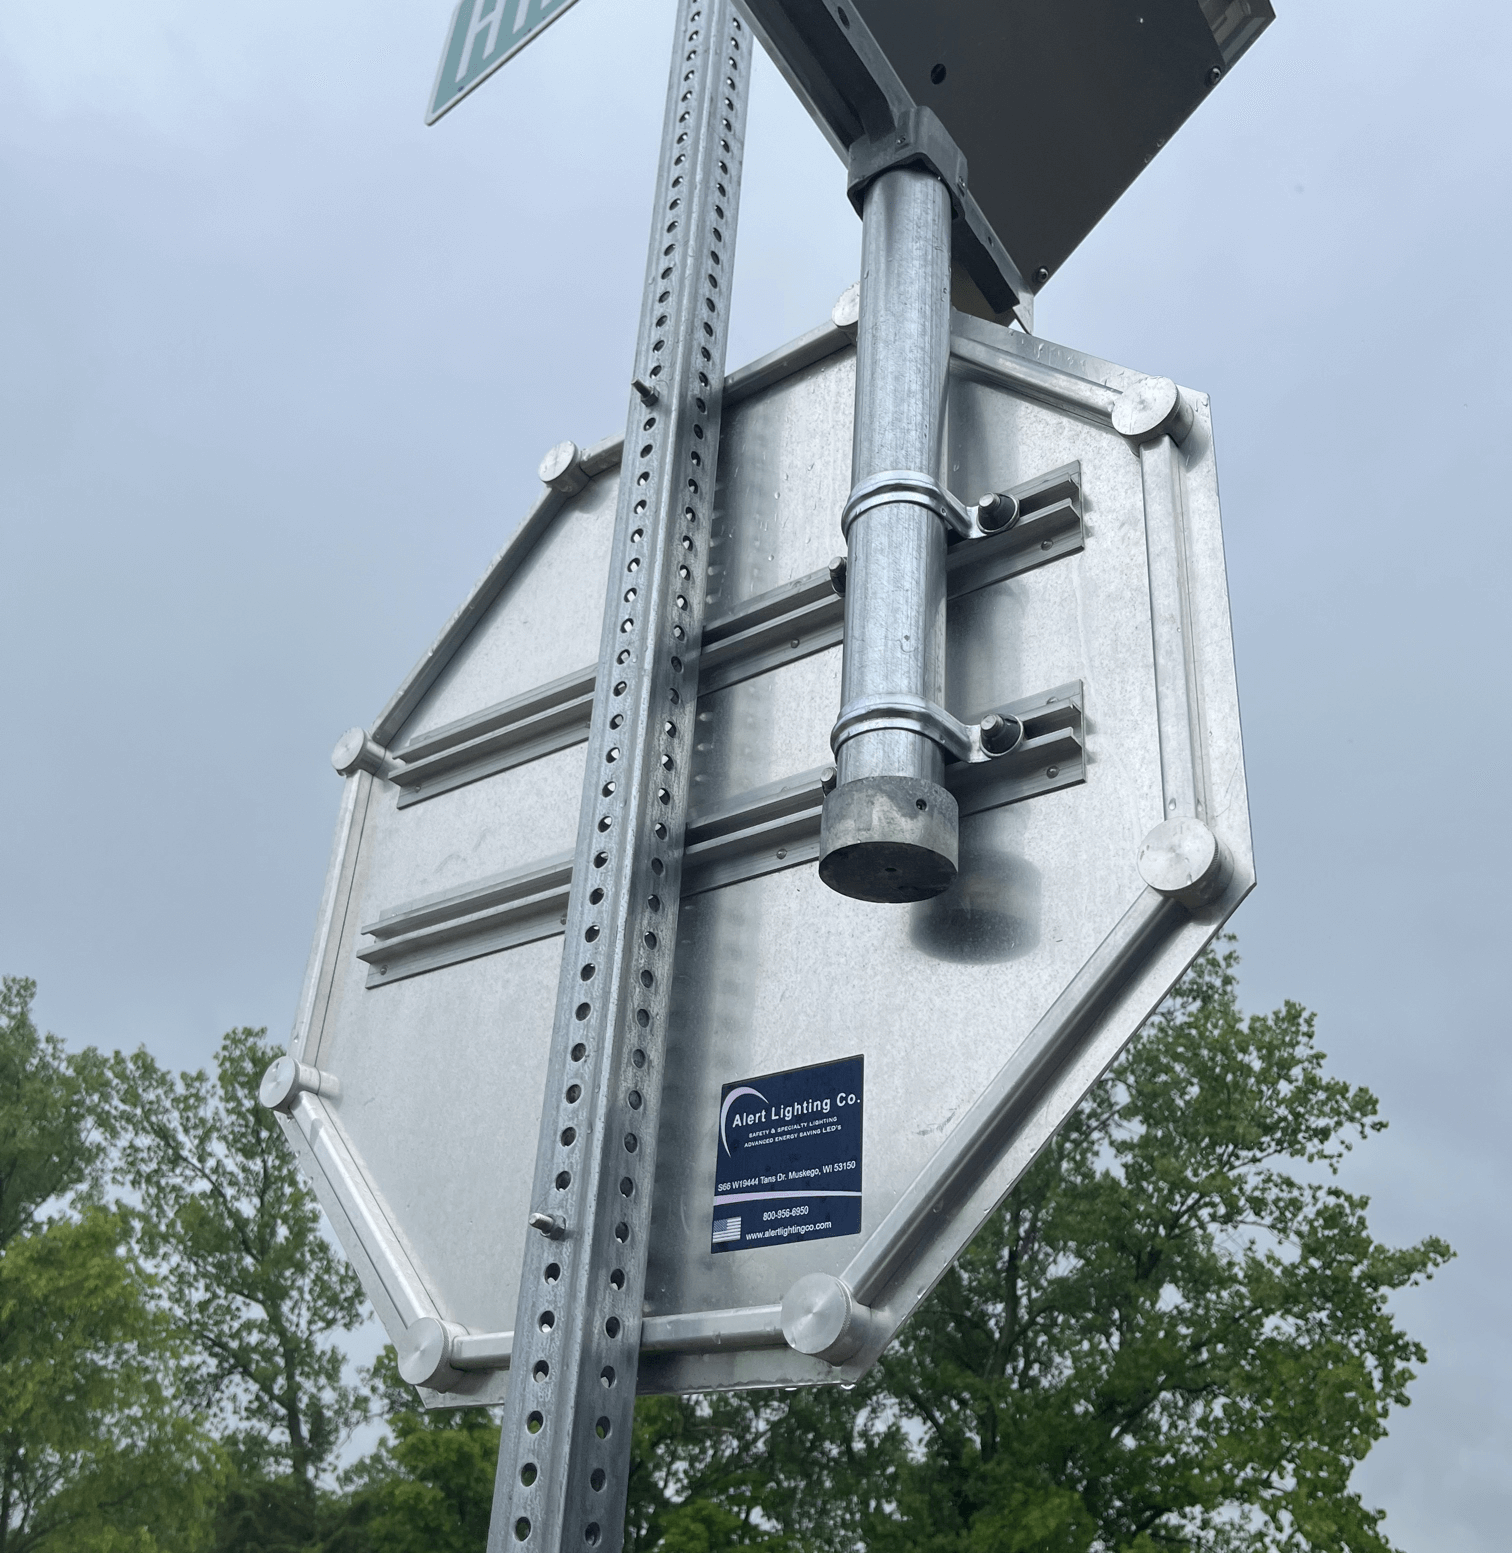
819,777 -> 958,903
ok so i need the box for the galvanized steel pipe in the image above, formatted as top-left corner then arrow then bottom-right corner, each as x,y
819,164 -> 958,903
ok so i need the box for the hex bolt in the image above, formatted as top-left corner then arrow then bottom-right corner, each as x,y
528,1211 -> 567,1241
631,376 -> 659,406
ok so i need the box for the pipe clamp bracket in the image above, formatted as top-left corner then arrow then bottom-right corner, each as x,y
842,470 -> 1016,543
832,693 -> 1021,766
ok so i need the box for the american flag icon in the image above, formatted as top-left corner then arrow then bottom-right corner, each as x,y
711,1216 -> 741,1244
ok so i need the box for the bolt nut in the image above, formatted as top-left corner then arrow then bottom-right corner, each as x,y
979,713 -> 1023,757
976,491 -> 1019,533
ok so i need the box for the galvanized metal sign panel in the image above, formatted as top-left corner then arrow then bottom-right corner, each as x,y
738,0 -> 1274,295
268,305 -> 1252,1407
427,0 -> 583,124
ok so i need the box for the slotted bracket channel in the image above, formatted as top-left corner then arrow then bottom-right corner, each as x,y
360,684 -> 1084,988
485,5 -> 750,1551
386,466 -> 1083,809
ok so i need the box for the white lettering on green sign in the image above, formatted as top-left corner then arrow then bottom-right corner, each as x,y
427,0 -> 584,124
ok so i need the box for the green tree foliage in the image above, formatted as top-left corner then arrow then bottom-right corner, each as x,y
106,1028 -> 370,1493
0,976 -> 219,1553
867,943 -> 1452,1553
333,1349 -> 501,1553
624,1387 -> 898,1553
617,945 -> 1451,1553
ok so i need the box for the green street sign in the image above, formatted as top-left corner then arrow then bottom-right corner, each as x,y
427,0 -> 583,124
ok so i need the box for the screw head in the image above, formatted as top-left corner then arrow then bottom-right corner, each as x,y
1208,64 -> 1223,85
1032,266 -> 1050,286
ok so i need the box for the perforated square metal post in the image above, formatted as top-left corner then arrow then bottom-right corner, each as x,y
486,4 -> 749,1549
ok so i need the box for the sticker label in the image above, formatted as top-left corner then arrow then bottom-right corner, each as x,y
710,1055 -> 863,1254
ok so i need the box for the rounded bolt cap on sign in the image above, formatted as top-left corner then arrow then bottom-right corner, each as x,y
1111,375 -> 1194,446
259,1055 -> 303,1112
259,1056 -> 337,1113
831,281 -> 861,338
397,1316 -> 459,1388
819,776 -> 958,903
1138,817 -> 1226,907
538,440 -> 589,495
331,728 -> 386,778
781,1273 -> 868,1365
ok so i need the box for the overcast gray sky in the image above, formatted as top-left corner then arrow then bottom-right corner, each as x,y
2,1 -> 1508,1545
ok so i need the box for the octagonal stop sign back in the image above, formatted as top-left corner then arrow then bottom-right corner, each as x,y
265,304 -> 1252,1408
